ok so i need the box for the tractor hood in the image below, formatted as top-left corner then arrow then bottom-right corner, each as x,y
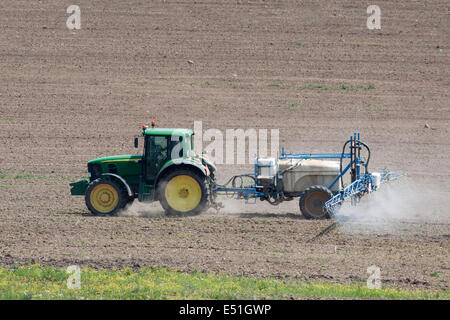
88,154 -> 142,164
87,155 -> 143,181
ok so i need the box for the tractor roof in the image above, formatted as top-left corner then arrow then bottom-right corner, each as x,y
143,127 -> 193,136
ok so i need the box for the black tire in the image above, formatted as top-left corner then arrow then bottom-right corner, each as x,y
122,197 -> 134,209
299,185 -> 333,219
157,168 -> 208,216
85,178 -> 127,216
120,191 -> 135,209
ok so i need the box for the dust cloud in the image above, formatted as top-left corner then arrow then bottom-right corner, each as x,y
334,177 -> 450,234
118,201 -> 166,218
117,177 -> 450,230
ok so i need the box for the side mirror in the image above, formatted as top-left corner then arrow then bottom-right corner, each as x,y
134,137 -> 139,148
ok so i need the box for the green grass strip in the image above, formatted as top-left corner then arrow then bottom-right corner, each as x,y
0,265 -> 448,300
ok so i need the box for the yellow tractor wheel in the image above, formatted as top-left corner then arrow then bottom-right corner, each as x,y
85,178 -> 126,215
158,169 -> 207,216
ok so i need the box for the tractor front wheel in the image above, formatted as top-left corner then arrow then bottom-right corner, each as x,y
85,178 -> 126,216
299,185 -> 333,219
158,168 -> 208,216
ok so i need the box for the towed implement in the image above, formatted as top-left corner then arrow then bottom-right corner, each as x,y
214,132 -> 403,218
70,124 -> 402,219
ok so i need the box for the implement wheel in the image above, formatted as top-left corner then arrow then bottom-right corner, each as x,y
299,185 -> 333,219
158,168 -> 208,216
85,178 -> 126,216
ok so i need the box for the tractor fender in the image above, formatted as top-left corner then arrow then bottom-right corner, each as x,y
101,173 -> 133,197
156,159 -> 207,185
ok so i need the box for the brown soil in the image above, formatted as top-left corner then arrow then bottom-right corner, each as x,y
0,0 -> 449,291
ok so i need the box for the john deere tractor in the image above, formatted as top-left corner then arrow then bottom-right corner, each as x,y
70,123 -> 216,216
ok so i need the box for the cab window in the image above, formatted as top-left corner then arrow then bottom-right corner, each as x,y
145,135 -> 184,183
145,136 -> 169,183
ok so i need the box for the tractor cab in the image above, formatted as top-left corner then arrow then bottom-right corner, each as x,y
140,126 -> 192,181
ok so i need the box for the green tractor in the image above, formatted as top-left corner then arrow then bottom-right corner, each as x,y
70,123 -> 217,216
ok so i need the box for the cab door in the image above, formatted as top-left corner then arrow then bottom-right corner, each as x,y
145,135 -> 171,185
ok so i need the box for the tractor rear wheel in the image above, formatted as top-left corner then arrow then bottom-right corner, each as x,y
158,168 -> 208,216
299,185 -> 333,219
85,178 -> 126,216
